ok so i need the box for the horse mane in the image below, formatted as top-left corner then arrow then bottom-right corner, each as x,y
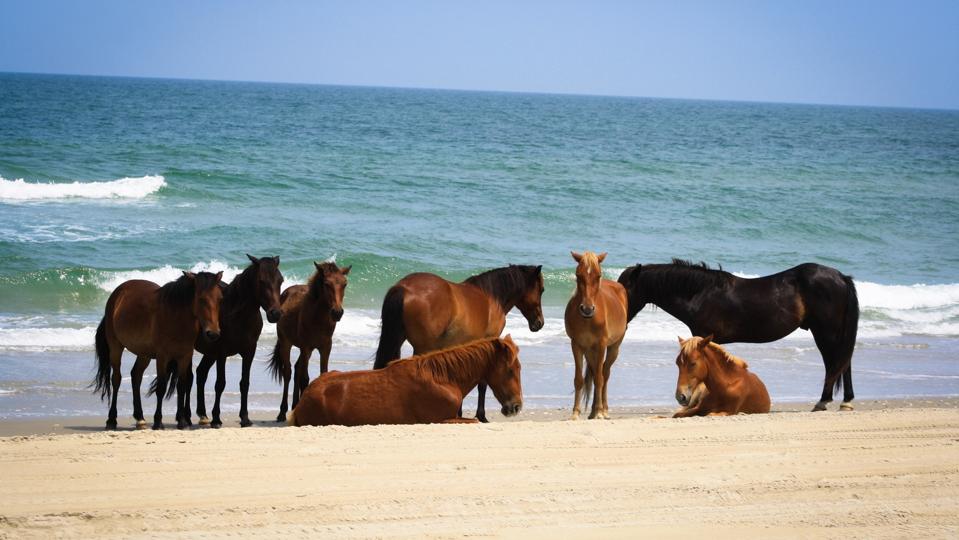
464,266 -> 536,311
680,337 -> 749,370
393,337 -> 505,384
639,259 -> 732,299
577,252 -> 602,276
157,271 -> 220,306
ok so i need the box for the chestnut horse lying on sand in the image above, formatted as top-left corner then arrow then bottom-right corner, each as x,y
289,336 -> 523,427
673,335 -> 770,417
564,251 -> 628,420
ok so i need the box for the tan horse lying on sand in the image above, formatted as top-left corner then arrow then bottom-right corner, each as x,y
564,251 -> 628,420
288,336 -> 523,426
673,335 -> 770,417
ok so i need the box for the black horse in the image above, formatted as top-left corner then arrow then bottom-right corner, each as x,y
144,255 -> 284,427
617,260 -> 859,411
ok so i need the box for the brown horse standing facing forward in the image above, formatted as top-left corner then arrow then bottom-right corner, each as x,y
289,336 -> 522,426
673,335 -> 770,417
565,251 -> 628,420
92,271 -> 222,430
268,261 -> 350,421
373,265 -> 544,422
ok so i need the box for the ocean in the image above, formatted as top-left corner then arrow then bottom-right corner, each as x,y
1,72 -> 958,421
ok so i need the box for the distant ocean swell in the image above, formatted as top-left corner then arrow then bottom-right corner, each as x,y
0,259 -> 956,352
0,175 -> 166,201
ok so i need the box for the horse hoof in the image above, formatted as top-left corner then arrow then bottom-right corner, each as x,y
276,413 -> 287,423
135,420 -> 148,430
840,402 -> 855,411
105,422 -> 117,431
476,415 -> 489,424
812,401 -> 829,412
570,412 -> 581,421
211,421 -> 222,429
198,416 -> 211,425
152,423 -> 164,430
240,418 -> 253,428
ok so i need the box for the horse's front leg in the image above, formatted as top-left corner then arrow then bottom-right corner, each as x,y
239,350 -> 255,427
570,341 -> 586,420
211,356 -> 227,428
292,347 -> 313,410
176,357 -> 194,429
601,341 -> 622,419
587,343 -> 607,420
152,359 -> 169,430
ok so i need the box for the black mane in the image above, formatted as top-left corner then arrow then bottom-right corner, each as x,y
157,271 -> 220,306
464,265 -> 537,311
222,262 -> 257,313
640,260 -> 732,299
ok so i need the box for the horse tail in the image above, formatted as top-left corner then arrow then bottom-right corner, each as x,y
91,317 -> 111,401
268,340 -> 285,383
147,362 -> 179,400
828,275 -> 860,394
374,286 -> 406,369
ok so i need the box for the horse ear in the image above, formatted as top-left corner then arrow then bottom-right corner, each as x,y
535,265 -> 542,275
700,334 -> 714,348
677,336 -> 684,346
341,265 -> 352,275
273,256 -> 280,265
571,251 -> 582,262
182,271 -> 196,280
246,254 -> 259,265
314,261 -> 322,270
597,252 -> 607,263
215,271 -> 224,281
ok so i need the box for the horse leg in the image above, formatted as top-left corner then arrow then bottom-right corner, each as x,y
318,337 -> 332,374
571,342 -> 586,420
601,342 -> 622,419
811,327 -> 841,412
239,352 -> 254,427
292,347 -> 313,411
840,365 -> 855,411
106,348 -> 123,430
176,357 -> 194,429
152,359 -> 169,430
587,344 -> 607,420
211,356 -> 227,427
195,354 -> 215,424
131,356 -> 149,429
475,384 -> 489,423
277,344 -> 293,422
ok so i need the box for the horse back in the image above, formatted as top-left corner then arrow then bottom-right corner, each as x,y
107,280 -> 170,356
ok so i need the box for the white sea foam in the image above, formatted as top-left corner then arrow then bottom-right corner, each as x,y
96,260 -> 244,292
0,175 -> 166,201
0,326 -> 96,351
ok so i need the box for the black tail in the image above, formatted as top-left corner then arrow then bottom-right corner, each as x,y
828,275 -> 859,394
91,317 -> 111,401
374,286 -> 406,369
148,362 -> 179,400
267,340 -> 285,383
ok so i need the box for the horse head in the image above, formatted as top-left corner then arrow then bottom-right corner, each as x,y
247,254 -> 284,323
572,251 -> 606,319
512,265 -> 545,332
487,335 -> 523,417
674,335 -> 715,406
617,264 -> 646,321
185,270 -> 224,342
312,261 -> 351,322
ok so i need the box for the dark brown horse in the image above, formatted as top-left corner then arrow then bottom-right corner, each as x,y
189,255 -> 284,428
268,261 -> 350,421
92,271 -> 222,430
373,265 -> 544,422
617,260 -> 859,411
289,336 -> 523,426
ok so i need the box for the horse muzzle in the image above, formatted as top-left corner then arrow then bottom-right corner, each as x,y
528,318 -> 544,332
330,308 -> 344,322
204,330 -> 221,342
501,402 -> 522,417
578,304 -> 596,318
266,308 -> 283,323
676,390 -> 689,406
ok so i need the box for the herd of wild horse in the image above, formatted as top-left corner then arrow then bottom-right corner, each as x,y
93,252 -> 859,429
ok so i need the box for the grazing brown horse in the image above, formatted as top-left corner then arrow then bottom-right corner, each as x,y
289,336 -> 523,426
190,255 -> 284,428
268,261 -> 350,422
564,251 -> 628,420
618,260 -> 858,411
373,265 -> 544,422
92,271 -> 222,430
673,335 -> 770,417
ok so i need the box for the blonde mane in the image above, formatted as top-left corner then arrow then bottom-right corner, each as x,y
390,337 -> 512,384
578,251 -> 602,276
680,337 -> 749,370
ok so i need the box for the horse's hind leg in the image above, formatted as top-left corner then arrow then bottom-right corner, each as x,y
840,365 -> 855,411
811,328 -> 841,412
277,344 -> 293,422
131,356 -> 150,429
176,357 -> 194,429
292,347 -> 313,410
211,356 -> 227,427
570,342 -> 586,420
106,348 -> 123,430
195,354 -> 215,424
600,342 -> 622,419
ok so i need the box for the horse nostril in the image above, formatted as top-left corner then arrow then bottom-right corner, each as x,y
268,309 -> 282,322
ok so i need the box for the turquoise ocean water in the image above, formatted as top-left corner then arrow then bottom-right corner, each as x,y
1,73 -> 958,420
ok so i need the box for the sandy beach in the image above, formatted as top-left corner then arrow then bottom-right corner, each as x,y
2,401 -> 957,539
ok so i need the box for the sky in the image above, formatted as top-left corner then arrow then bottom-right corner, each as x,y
1,0 -> 958,109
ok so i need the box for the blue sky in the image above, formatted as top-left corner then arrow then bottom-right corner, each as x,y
1,1 -> 957,109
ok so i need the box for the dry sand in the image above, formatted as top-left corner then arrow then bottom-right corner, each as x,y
1,403 -> 958,539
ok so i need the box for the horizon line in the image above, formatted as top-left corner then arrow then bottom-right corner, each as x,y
2,69 -> 957,113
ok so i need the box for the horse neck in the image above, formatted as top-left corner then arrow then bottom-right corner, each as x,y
465,267 -> 522,313
638,267 -> 708,322
702,347 -> 741,394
